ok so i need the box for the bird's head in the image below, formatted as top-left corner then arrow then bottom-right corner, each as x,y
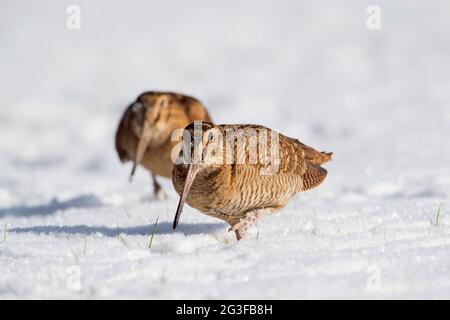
128,92 -> 176,181
172,121 -> 224,229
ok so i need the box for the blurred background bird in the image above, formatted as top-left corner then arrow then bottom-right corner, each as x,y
115,92 -> 212,199
172,121 -> 332,240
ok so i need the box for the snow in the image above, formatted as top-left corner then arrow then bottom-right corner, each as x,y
1,0 -> 450,299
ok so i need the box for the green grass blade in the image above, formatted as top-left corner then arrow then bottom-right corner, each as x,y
436,203 -> 442,226
148,216 -> 159,251
1,221 -> 6,243
83,236 -> 87,255
116,216 -> 119,239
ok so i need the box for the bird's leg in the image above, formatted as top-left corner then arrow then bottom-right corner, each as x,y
151,174 -> 167,200
229,208 -> 273,240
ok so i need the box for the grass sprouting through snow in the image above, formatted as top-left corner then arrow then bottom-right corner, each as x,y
435,203 -> 441,226
83,236 -> 87,255
115,216 -> 130,249
430,203 -> 442,226
66,235 -> 79,262
1,221 -> 6,244
118,235 -> 130,249
116,216 -> 119,239
148,216 -> 159,251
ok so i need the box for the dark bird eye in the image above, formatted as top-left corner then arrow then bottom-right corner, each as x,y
208,132 -> 214,142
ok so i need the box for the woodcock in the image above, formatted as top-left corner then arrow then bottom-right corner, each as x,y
115,92 -> 212,198
172,121 -> 332,240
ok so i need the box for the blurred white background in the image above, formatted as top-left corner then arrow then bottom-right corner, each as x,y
0,1 -> 449,299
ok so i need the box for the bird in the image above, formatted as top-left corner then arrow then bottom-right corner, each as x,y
172,121 -> 332,240
115,92 -> 212,199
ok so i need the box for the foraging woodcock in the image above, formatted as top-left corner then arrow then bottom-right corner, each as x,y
115,92 -> 212,198
172,121 -> 332,240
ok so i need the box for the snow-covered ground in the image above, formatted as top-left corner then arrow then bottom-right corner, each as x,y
1,0 -> 450,299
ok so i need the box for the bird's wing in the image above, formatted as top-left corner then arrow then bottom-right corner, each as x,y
280,135 -> 330,191
115,105 -> 135,162
302,161 -> 328,190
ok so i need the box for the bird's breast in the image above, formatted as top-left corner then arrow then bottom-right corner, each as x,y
173,164 -> 300,217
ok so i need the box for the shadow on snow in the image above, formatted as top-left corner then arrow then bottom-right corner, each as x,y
0,194 -> 102,218
9,221 -> 225,237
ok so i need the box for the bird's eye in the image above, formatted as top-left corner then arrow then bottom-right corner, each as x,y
207,132 -> 214,142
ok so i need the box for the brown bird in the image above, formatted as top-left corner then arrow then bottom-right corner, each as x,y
172,121 -> 332,240
115,92 -> 212,198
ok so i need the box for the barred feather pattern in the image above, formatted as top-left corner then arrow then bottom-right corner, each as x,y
172,123 -> 332,226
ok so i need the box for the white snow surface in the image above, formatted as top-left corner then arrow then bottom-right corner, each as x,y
1,0 -> 450,299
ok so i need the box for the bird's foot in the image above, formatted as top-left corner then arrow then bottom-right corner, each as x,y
153,188 -> 168,201
151,174 -> 167,201
229,212 -> 262,241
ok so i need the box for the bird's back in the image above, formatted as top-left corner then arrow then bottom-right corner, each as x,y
223,126 -> 330,212
171,93 -> 212,123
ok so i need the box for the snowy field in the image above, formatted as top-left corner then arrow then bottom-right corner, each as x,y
1,0 -> 450,299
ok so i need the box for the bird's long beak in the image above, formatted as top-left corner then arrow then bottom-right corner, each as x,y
173,164 -> 200,229
129,121 -> 153,182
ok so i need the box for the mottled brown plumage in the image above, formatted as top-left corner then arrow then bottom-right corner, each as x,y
172,122 -> 332,240
115,92 -> 212,198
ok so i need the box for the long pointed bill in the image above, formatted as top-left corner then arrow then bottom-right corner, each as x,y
129,122 -> 153,182
173,164 -> 200,229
